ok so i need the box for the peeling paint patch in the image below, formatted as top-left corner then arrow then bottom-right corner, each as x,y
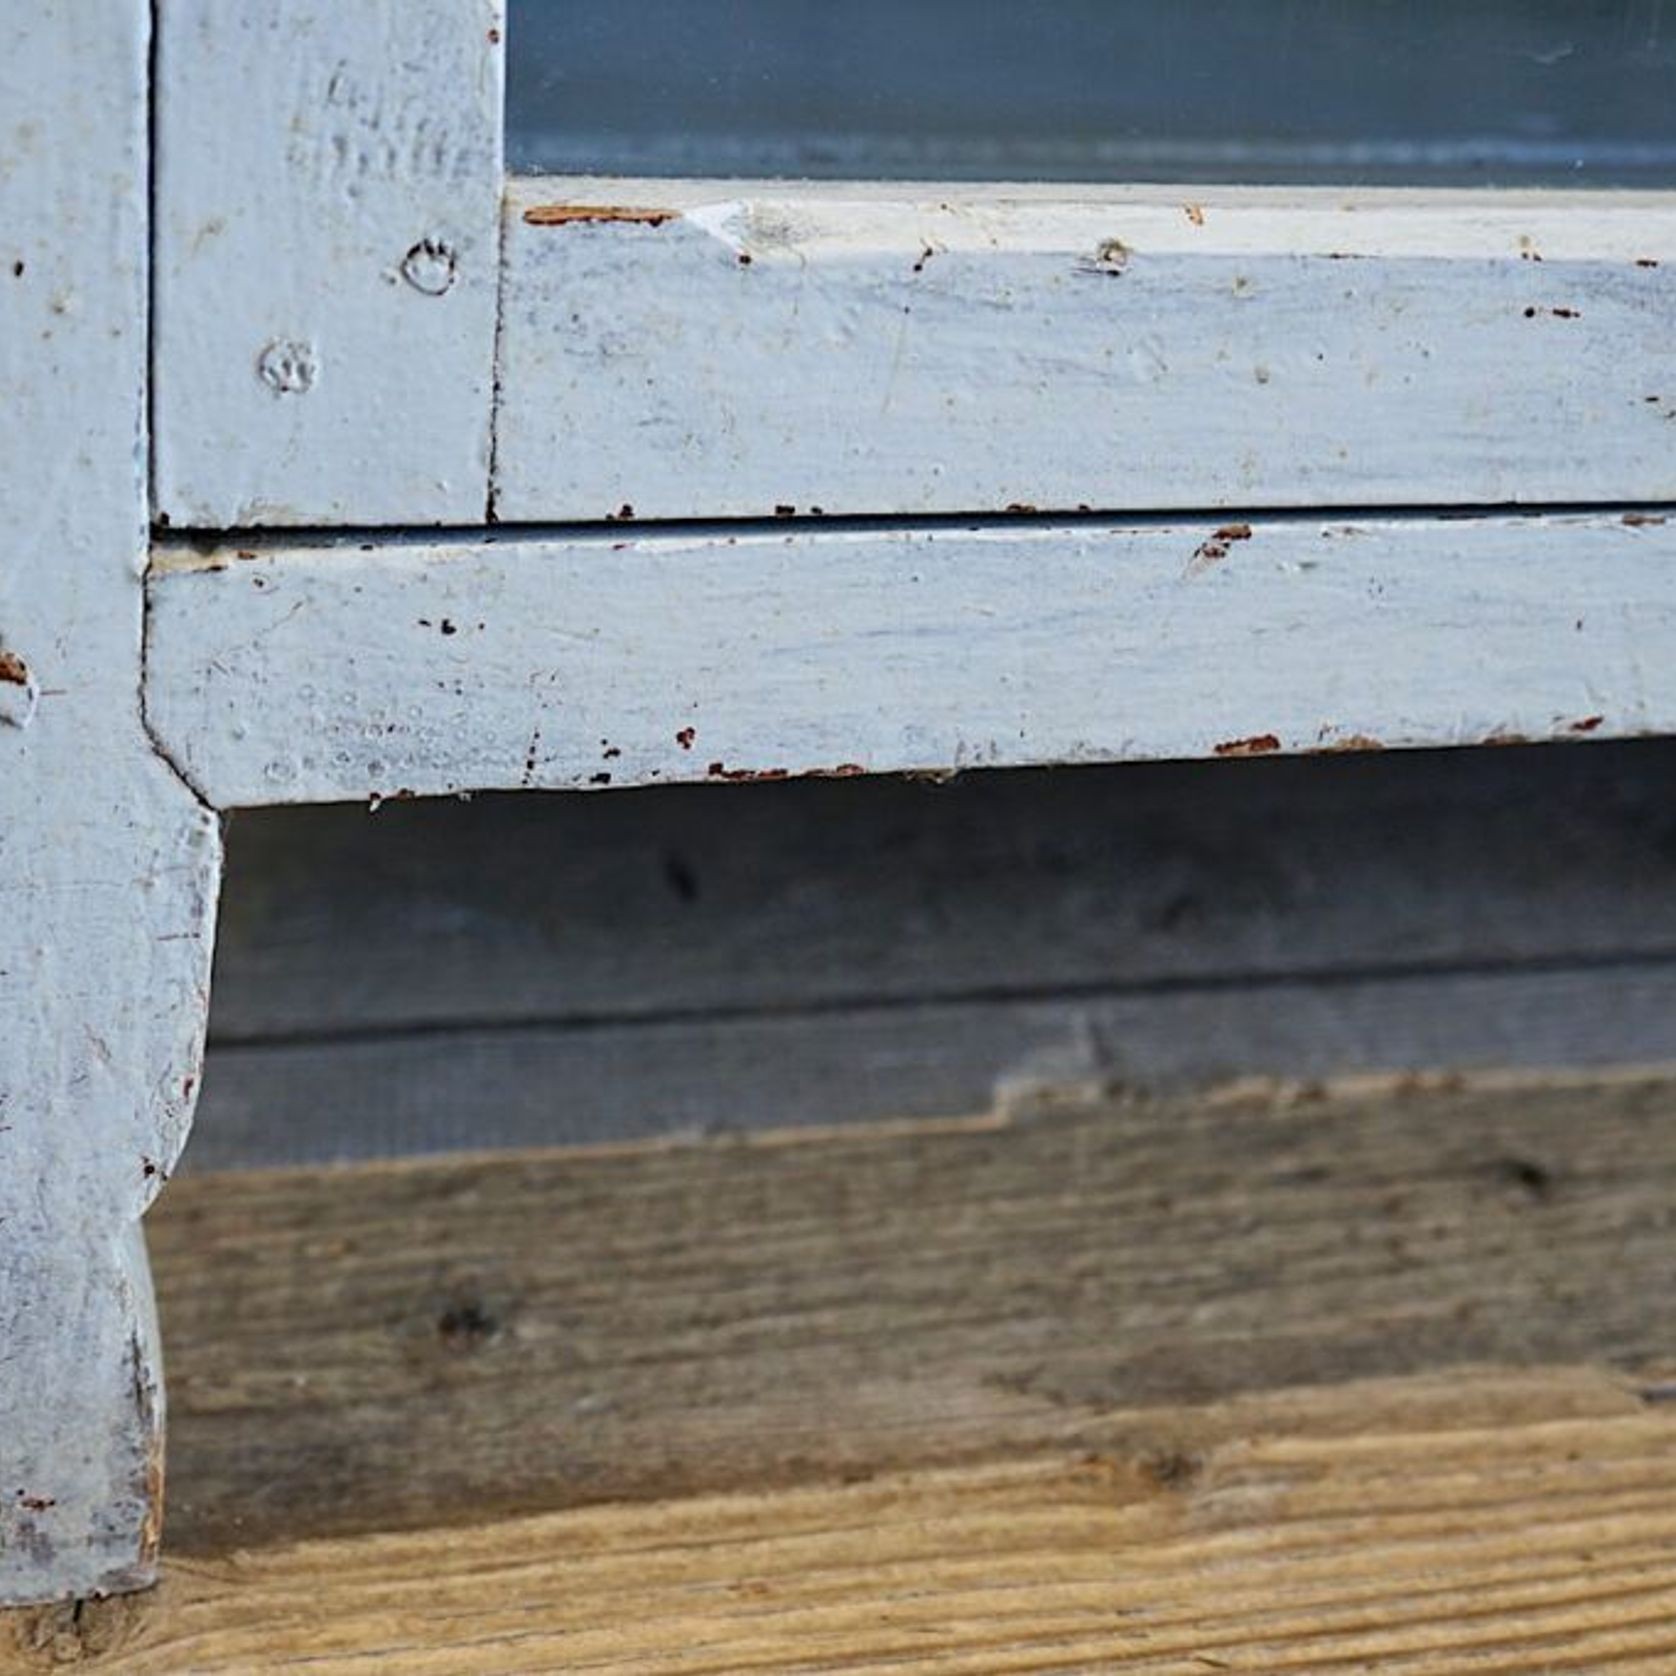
1314,733 -> 1385,753
707,762 -> 790,782
1187,523 -> 1254,575
1623,512 -> 1667,528
522,205 -> 678,228
1215,733 -> 1282,758
0,648 -> 38,730
1568,715 -> 1605,734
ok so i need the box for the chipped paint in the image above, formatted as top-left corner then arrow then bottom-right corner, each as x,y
522,204 -> 679,228
1187,523 -> 1254,574
0,647 -> 37,730
1313,733 -> 1386,753
707,762 -> 791,783
1215,734 -> 1283,757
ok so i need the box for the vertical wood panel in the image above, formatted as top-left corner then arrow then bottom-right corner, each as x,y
154,0 -> 504,526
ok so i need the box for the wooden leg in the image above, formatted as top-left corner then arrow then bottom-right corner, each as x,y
1,1228 -> 166,1600
0,772 -> 221,1609
1,1 -> 223,1605
0,770 -> 222,1606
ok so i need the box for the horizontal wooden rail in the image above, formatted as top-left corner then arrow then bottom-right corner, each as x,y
494,181 -> 1676,523
147,508 -> 1676,807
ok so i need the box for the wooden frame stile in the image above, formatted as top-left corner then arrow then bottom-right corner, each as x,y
0,2 -> 222,1605
4,0 -> 1676,1606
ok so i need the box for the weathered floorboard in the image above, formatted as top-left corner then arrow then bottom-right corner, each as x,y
8,1075 -> 1676,1670
150,1077 -> 1676,1556
8,1372 -> 1676,1674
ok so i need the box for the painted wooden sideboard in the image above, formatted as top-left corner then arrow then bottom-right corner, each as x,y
5,0 -> 1676,1604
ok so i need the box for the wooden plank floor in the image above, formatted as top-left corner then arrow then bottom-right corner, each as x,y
7,1073 -> 1676,1670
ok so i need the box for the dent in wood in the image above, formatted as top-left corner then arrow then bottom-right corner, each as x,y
154,0 -> 504,524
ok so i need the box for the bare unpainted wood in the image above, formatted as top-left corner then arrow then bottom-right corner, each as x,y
190,961 -> 1676,1168
145,1078 -> 1676,1554
495,178 -> 1676,521
0,2 -> 221,1606
7,1370 -> 1676,1674
11,1078 -> 1676,1669
148,512 -> 1676,807
153,0 -> 504,526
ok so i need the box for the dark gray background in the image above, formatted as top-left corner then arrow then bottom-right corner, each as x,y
197,742 -> 1676,1169
508,0 -> 1676,184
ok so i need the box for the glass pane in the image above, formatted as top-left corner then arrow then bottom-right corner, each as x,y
508,0 -> 1676,185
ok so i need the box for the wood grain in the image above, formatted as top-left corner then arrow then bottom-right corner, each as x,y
10,1075 -> 1676,1670
150,1077 -> 1676,1557
8,1370 -> 1676,1673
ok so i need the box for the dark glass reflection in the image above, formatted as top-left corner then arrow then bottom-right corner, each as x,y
508,0 -> 1676,185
